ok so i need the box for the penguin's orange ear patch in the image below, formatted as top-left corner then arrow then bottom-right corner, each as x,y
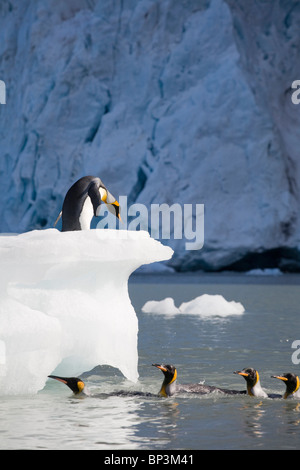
100,187 -> 108,202
77,381 -> 85,393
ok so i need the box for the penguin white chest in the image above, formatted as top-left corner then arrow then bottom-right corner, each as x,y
79,196 -> 94,230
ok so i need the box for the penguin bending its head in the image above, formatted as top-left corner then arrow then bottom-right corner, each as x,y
234,368 -> 268,398
272,373 -> 300,399
48,375 -> 87,395
153,364 -> 246,397
56,176 -> 121,231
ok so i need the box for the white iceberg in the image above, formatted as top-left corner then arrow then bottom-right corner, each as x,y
0,229 -> 173,395
142,294 -> 245,318
141,297 -> 180,315
179,294 -> 245,317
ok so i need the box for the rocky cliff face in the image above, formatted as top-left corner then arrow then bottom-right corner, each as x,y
0,0 -> 300,271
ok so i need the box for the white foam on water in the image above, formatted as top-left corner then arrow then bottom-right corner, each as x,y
0,229 -> 173,395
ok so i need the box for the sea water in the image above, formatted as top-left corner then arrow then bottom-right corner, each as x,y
0,272 -> 299,451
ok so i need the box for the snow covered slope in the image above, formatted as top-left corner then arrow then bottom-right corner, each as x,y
0,0 -> 299,271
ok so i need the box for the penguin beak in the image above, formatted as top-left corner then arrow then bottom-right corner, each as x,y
48,375 -> 68,385
271,375 -> 288,381
113,201 -> 122,222
48,375 -> 85,394
234,371 -> 249,377
152,364 -> 167,372
101,188 -> 122,222
106,200 -> 122,222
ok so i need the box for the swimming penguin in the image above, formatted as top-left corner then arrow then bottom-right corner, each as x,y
55,176 -> 121,231
234,368 -> 268,398
153,364 -> 246,397
271,373 -> 300,399
47,374 -> 156,399
48,375 -> 88,395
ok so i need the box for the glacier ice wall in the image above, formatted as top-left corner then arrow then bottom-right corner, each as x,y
0,229 -> 173,395
0,0 -> 300,271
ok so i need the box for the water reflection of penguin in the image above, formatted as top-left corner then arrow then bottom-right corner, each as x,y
54,176 -> 121,231
153,364 -> 246,397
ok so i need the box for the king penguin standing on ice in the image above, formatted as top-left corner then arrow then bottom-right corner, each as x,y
55,176 -> 121,231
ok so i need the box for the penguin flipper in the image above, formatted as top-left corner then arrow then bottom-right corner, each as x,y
88,180 -> 102,216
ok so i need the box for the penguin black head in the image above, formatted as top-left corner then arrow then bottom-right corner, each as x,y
152,363 -> 178,397
234,368 -> 259,388
100,186 -> 122,221
152,364 -> 177,384
48,375 -> 85,395
271,373 -> 300,398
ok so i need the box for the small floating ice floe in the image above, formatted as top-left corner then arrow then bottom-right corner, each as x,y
142,294 -> 245,318
245,268 -> 282,276
141,297 -> 181,315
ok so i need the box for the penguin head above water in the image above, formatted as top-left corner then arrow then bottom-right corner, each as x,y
233,367 -> 267,397
48,375 -> 86,395
152,363 -> 177,397
271,373 -> 300,399
234,367 -> 258,386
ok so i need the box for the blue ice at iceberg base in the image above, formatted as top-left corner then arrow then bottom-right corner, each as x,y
0,229 -> 173,395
